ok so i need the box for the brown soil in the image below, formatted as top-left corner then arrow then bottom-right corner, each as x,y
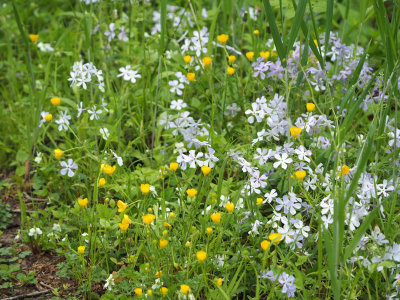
0,172 -> 108,299
0,178 -> 77,299
0,175 -> 82,299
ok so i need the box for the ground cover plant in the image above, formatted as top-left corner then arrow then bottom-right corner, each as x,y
1,0 -> 400,299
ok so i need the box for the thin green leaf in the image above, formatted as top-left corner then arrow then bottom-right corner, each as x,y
286,0 -> 307,56
323,229 -> 340,299
344,121 -> 376,207
324,0 -> 334,58
343,208 -> 378,261
207,3 -> 222,55
158,0 -> 167,55
295,27 -> 310,87
348,41 -> 371,87
263,0 -> 286,64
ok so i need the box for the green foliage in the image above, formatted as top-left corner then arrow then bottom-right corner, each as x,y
0,0 -> 400,299
0,204 -> 12,229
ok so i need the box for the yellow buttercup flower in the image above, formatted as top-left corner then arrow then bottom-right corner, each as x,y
147,290 -> 152,296
163,222 -> 172,229
141,184 -> 150,195
78,198 -> 88,208
122,214 -> 132,225
134,288 -> 143,296
186,188 -> 198,198
206,227 -> 213,235
98,177 -> 106,187
216,278 -> 223,286
196,250 -> 207,262
340,165 -> 350,176
119,214 -> 131,231
117,200 -> 128,213
253,29 -> 259,35
169,212 -> 175,219
228,55 -> 236,64
260,240 -> 271,251
268,232 -> 282,244
180,284 -> 190,295
184,55 -> 191,64
159,239 -> 168,249
256,198 -> 263,206
103,164 -> 116,176
202,57 -> 212,67
217,34 -> 229,45
225,202 -> 234,213
77,246 -> 85,254
227,67 -> 235,75
246,51 -> 254,61
155,270 -> 163,277
119,222 -> 129,231
51,97 -> 61,107
260,51 -> 271,60
187,72 -> 195,81
185,241 -> 191,247
169,162 -> 179,171
295,170 -> 306,181
290,126 -> 302,138
211,212 -> 221,224
29,34 -> 39,43
160,287 -> 168,296
45,114 -> 53,122
142,214 -> 156,225
201,166 -> 211,176
54,148 -> 64,159
306,102 -> 315,112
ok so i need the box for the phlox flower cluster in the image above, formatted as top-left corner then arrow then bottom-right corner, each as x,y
259,270 -> 296,298
68,61 -> 105,92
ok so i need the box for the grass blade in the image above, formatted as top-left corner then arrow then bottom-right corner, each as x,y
343,208 -> 377,261
324,0 -> 334,58
286,0 -> 307,56
295,27 -> 310,87
343,121 -> 376,207
323,229 -> 340,299
348,41 -> 371,87
263,0 -> 286,64
372,0 -> 396,75
291,0 -> 325,69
